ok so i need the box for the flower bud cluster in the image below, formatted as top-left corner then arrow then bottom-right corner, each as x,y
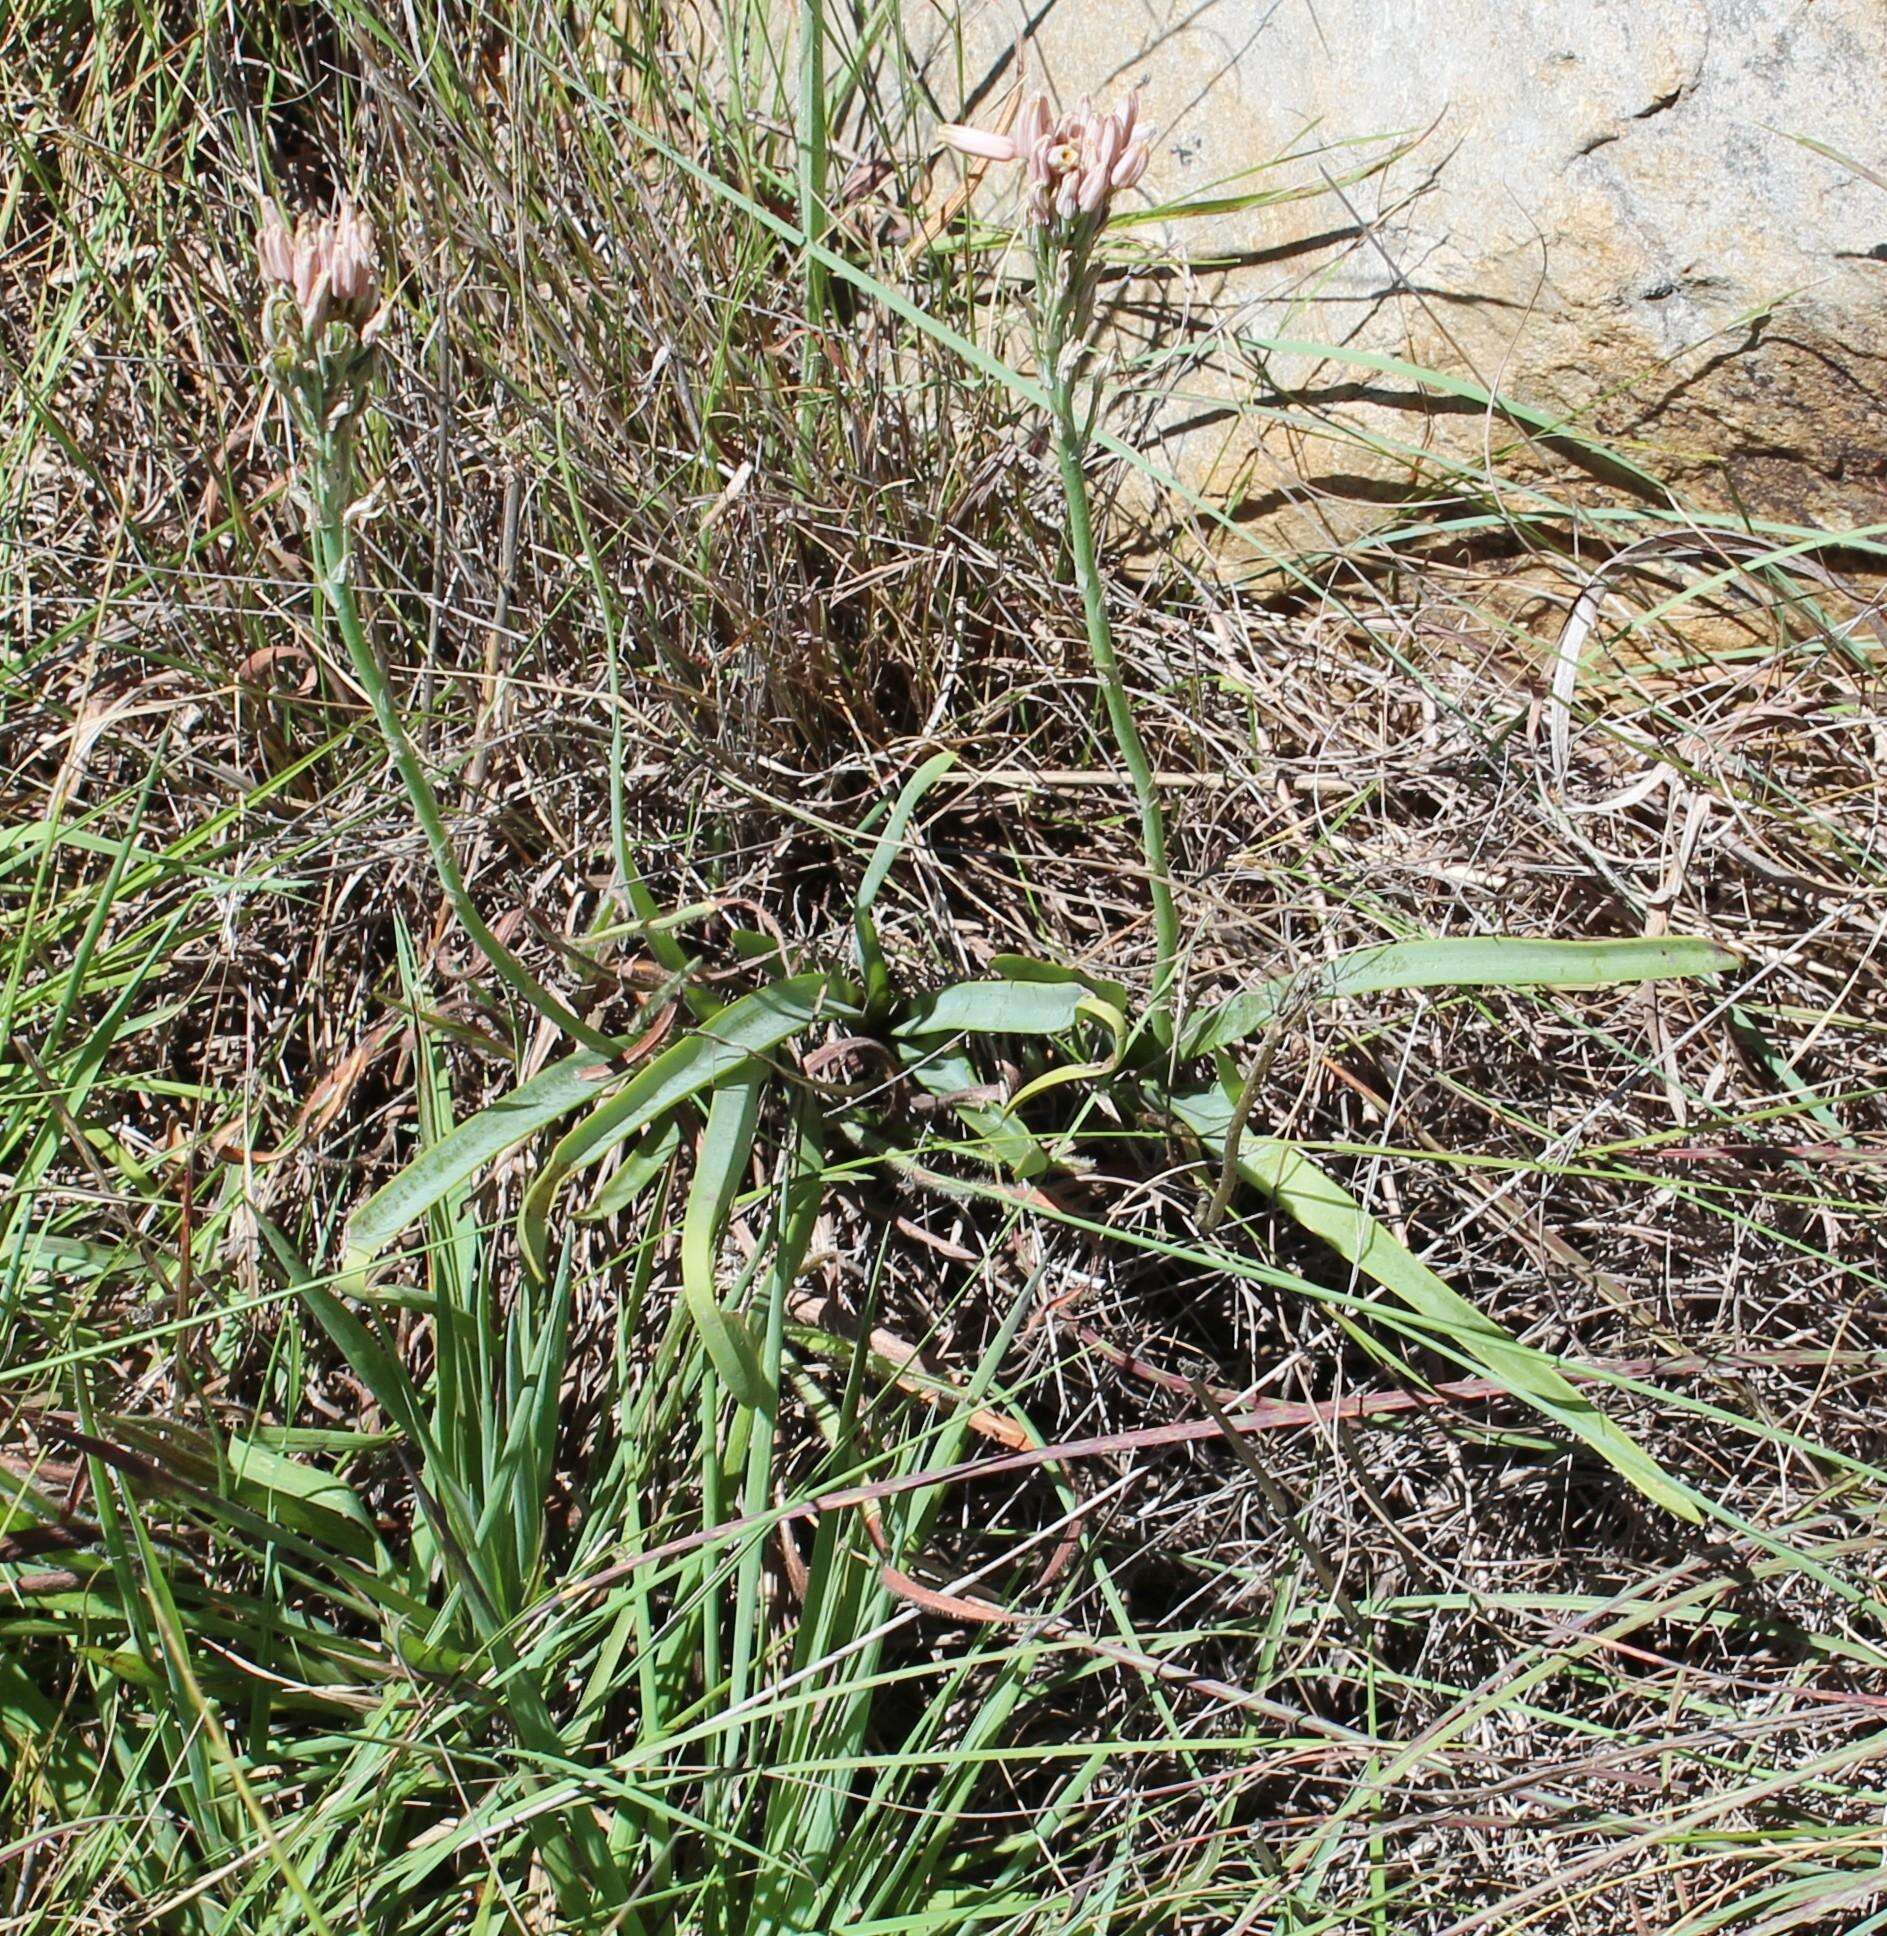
256,200 -> 382,447
258,202 -> 378,333
938,88 -> 1149,240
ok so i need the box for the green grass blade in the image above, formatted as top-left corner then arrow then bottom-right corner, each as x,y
582,1115 -> 684,1220
894,978 -> 1090,1039
858,751 -> 958,915
1239,332 -> 1672,499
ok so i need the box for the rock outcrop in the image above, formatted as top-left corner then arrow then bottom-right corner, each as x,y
915,0 -> 1887,560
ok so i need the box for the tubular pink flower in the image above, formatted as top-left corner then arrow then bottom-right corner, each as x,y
1111,90 -> 1141,150
327,202 -> 377,308
1089,118 -> 1123,189
291,228 -> 325,322
937,122 -> 1022,163
257,207 -> 294,286
1019,92 -> 1052,152
1111,140 -> 1150,192
1076,159 -> 1111,214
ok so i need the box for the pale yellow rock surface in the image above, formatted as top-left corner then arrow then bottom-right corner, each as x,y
909,0 -> 1887,561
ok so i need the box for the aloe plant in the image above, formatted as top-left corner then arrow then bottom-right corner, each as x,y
264,138 -> 1739,1933
339,739 -> 1732,1527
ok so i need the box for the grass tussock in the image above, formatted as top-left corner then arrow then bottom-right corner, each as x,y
4,3 -> 1887,1933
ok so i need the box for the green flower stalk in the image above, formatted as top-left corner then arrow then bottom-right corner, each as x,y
938,91 -> 1181,1038
258,203 -> 617,1056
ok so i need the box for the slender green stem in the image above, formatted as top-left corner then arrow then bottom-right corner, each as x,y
794,0 -> 830,474
1046,374 -> 1181,1037
309,451 -> 618,1057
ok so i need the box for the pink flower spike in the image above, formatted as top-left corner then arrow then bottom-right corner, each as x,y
937,122 -> 1022,163
1112,89 -> 1141,149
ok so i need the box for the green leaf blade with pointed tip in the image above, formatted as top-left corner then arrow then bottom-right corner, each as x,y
1168,1077 -> 1704,1523
679,1065 -> 772,1409
858,751 -> 957,915
894,978 -> 1089,1039
1183,934 -> 1737,1059
342,1051 -> 620,1282
520,971 -> 842,1280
